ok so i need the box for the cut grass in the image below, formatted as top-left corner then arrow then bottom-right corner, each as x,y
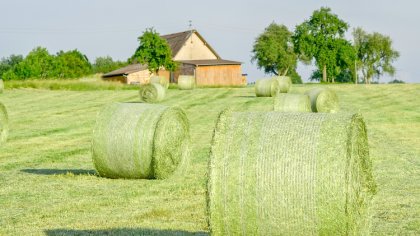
0,84 -> 418,235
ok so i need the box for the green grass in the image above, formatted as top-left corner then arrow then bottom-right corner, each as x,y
0,84 -> 419,235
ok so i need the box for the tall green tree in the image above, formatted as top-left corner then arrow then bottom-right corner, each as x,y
17,47 -> 56,79
293,7 -> 351,83
353,27 -> 399,84
252,23 -> 299,82
132,28 -> 177,75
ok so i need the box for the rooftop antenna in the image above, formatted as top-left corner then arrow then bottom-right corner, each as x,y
189,20 -> 193,43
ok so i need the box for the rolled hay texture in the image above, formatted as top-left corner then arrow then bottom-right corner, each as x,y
0,102 -> 8,144
305,88 -> 340,113
208,111 -> 376,235
150,76 -> 169,89
139,83 -> 166,103
255,78 -> 279,97
178,75 -> 195,90
92,103 -> 190,179
273,75 -> 292,93
273,93 -> 312,112
0,79 -> 4,94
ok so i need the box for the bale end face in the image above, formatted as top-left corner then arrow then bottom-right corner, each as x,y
305,88 -> 340,113
139,83 -> 166,103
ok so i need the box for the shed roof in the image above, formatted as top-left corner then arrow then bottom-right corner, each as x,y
102,64 -> 147,78
179,59 -> 242,66
161,30 -> 221,59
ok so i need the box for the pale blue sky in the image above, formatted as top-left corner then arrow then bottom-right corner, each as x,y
0,0 -> 418,83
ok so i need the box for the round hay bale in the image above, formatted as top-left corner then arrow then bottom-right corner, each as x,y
150,76 -> 169,89
0,102 -> 8,144
208,111 -> 376,235
139,83 -> 166,103
255,78 -> 279,97
273,94 -> 311,112
273,76 -> 292,93
0,79 -> 4,94
92,103 -> 190,179
178,75 -> 195,90
305,88 -> 339,113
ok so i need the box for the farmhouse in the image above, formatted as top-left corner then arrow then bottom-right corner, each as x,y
102,30 -> 246,86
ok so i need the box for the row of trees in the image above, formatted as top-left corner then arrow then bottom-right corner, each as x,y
252,7 -> 399,84
0,47 -> 127,80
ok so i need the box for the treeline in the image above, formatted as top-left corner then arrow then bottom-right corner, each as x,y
0,47 -> 127,80
252,7 -> 400,84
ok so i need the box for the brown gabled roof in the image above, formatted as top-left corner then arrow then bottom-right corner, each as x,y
102,64 -> 147,78
161,30 -> 221,59
178,59 -> 242,66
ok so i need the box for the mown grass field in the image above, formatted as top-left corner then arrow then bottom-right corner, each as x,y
0,83 -> 419,235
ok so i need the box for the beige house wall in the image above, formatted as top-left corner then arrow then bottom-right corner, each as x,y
173,33 -> 218,60
126,70 -> 151,84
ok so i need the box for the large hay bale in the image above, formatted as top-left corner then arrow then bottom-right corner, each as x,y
178,75 -> 195,90
0,102 -> 8,144
150,76 -> 169,89
273,94 -> 311,112
208,111 -> 376,235
305,88 -> 339,113
0,79 -> 4,94
139,83 -> 166,103
255,78 -> 279,97
273,76 -> 292,93
92,103 -> 190,179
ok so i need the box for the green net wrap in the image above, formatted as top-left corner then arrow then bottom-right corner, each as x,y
208,111 -> 376,235
92,103 -> 190,179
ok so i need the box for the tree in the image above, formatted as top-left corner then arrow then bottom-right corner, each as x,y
0,54 -> 23,80
132,28 -> 177,75
55,49 -> 92,78
353,27 -> 399,84
293,7 -> 351,83
93,56 -> 128,74
252,23 -> 298,78
17,47 -> 56,79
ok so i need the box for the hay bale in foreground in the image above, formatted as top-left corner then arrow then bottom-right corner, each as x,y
139,83 -> 166,103
274,94 -> 311,112
273,76 -> 292,93
150,76 -> 169,89
178,75 -> 195,90
0,102 -> 8,144
92,103 -> 190,179
305,88 -> 339,113
255,78 -> 279,97
208,111 -> 376,235
0,79 -> 4,94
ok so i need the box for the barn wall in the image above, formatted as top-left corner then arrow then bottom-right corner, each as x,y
172,64 -> 195,83
126,70 -> 151,84
174,33 -> 218,61
195,65 -> 245,86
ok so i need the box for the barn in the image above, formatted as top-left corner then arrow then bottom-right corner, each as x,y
102,30 -> 246,86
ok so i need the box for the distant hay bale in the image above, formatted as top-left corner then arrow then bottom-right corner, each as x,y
0,102 -> 8,144
150,76 -> 169,89
92,103 -> 190,179
273,76 -> 292,93
208,111 -> 376,235
139,83 -> 166,103
305,88 -> 340,113
0,79 -> 4,94
273,94 -> 311,112
178,75 -> 195,90
255,78 -> 279,97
